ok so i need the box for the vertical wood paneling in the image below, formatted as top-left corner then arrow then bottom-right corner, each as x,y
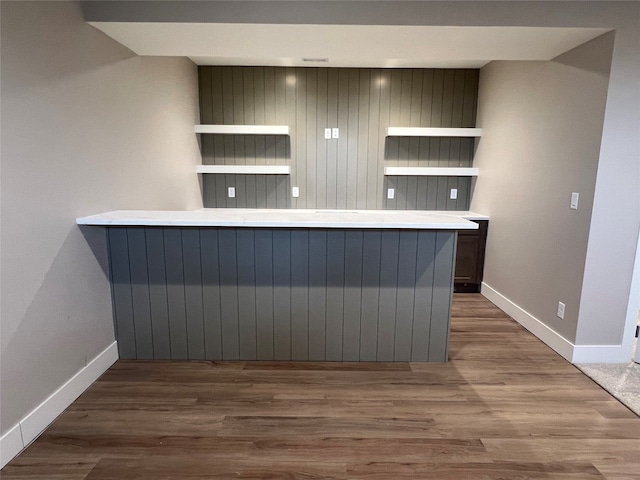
343,231 -> 363,361
400,69 -> 413,128
325,230 -> 346,360
221,68 -> 237,208
236,228 -> 257,360
357,70 -> 370,209
429,231 -> 456,361
295,69 -> 307,208
233,68 -> 247,208
386,70 -> 402,210
431,70 -> 444,127
276,68 -> 288,208
359,230 -> 381,361
377,70 -> 392,209
182,229 -> 205,360
272,230 -> 292,360
264,67 -> 277,208
316,68 -> 328,209
109,228 -> 455,362
145,228 -> 171,359
377,230 -> 400,361
306,69 -> 318,208
218,228 -> 240,359
109,228 -> 136,359
210,68 -> 227,208
426,176 -> 438,209
398,70 -> 412,212
452,70 -> 466,128
421,70 -> 434,127
447,138 -> 461,209
127,227 -> 153,359
457,176 -> 471,211
416,177 -> 428,210
199,68 -> 214,204
199,67 -> 478,210
394,231 -> 418,361
291,230 -> 310,360
410,70 -> 423,126
254,229 -> 275,360
406,70 -> 422,208
244,70 -> 257,208
308,230 -> 327,361
200,229 -> 223,360
163,228 -> 189,360
336,69 -> 349,209
462,70 -> 479,128
254,68 -> 267,207
411,231 -> 436,362
199,68 -> 213,125
326,69 -> 339,209
366,71 -> 382,209
285,67 -> 296,209
346,69 -> 359,209
441,70 -> 455,127
437,134 -> 450,210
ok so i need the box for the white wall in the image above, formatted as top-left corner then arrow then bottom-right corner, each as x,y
0,0 -> 202,441
471,34 -> 613,346
576,20 -> 640,349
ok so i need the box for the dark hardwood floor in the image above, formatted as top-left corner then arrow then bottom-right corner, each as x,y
3,294 -> 639,479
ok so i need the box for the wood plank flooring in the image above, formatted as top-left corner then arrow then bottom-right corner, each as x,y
3,294 -> 639,479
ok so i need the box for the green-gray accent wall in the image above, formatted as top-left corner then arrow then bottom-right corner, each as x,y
198,67 -> 478,210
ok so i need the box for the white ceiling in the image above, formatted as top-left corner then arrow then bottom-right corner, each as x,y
89,22 -> 610,68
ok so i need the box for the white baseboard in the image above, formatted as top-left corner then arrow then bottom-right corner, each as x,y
571,344 -> 629,364
0,341 -> 118,469
480,283 -> 629,364
480,282 -> 574,361
0,424 -> 24,470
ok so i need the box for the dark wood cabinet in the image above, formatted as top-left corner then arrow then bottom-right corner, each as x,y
455,220 -> 488,293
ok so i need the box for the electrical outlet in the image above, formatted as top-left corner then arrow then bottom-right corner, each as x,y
570,192 -> 579,210
557,301 -> 565,319
324,128 -> 332,139
292,187 -> 299,198
450,188 -> 458,200
228,186 -> 235,198
332,128 -> 339,139
387,188 -> 395,200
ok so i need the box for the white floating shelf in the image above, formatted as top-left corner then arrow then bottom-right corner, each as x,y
197,165 -> 291,175
386,127 -> 482,137
195,125 -> 290,135
384,167 -> 479,177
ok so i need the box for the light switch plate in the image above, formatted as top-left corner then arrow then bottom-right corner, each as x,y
450,188 -> 458,200
228,186 -> 235,198
570,192 -> 579,210
387,188 -> 395,200
332,128 -> 339,139
292,187 -> 299,198
324,128 -> 332,139
557,301 -> 566,319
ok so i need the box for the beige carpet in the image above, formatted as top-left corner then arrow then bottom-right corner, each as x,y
577,361 -> 640,416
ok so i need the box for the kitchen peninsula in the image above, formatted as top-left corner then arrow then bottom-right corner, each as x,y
78,209 -> 481,362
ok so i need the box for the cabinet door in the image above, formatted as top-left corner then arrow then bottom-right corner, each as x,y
454,220 -> 488,292
455,233 -> 481,284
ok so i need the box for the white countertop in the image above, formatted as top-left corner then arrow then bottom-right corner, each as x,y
76,209 -> 487,230
421,210 -> 489,221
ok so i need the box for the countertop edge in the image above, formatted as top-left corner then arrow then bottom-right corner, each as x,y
76,209 -> 488,229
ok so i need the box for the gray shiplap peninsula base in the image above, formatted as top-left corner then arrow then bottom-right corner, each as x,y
77,209 -> 479,362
